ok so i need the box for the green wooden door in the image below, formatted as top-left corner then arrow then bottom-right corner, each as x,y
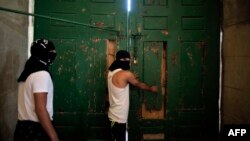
34,0 -> 220,141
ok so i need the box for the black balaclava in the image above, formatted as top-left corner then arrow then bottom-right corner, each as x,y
17,39 -> 57,82
109,50 -> 131,71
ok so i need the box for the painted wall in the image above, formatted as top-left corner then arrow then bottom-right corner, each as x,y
0,1 -> 28,141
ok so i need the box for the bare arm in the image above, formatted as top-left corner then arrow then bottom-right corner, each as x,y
34,93 -> 59,141
126,71 -> 158,93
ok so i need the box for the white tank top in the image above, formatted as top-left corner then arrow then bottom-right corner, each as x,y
108,69 -> 129,123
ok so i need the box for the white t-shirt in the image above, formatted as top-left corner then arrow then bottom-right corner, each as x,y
108,69 -> 130,123
17,71 -> 54,122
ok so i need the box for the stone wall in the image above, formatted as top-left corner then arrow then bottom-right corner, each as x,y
0,1 -> 28,141
222,0 -> 250,124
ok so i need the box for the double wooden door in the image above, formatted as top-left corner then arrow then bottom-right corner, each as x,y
35,0 -> 220,140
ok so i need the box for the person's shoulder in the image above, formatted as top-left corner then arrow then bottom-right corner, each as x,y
32,71 -> 50,77
118,69 -> 130,73
118,70 -> 133,76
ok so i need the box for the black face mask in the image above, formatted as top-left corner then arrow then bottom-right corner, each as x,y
31,39 -> 56,65
17,56 -> 50,82
47,52 -> 57,65
109,50 -> 131,71
17,39 -> 56,82
109,60 -> 130,71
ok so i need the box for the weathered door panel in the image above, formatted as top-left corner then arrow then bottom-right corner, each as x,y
34,0 -> 220,141
135,42 -> 167,141
127,0 -> 169,140
143,42 -> 163,111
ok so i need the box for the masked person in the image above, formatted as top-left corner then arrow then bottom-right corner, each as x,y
14,39 -> 59,141
108,50 -> 158,141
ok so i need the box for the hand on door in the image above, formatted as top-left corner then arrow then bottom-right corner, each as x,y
150,86 -> 158,94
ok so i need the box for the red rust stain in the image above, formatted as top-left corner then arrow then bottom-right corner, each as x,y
94,22 -> 105,27
161,30 -> 169,36
171,53 -> 178,65
92,38 -> 101,43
